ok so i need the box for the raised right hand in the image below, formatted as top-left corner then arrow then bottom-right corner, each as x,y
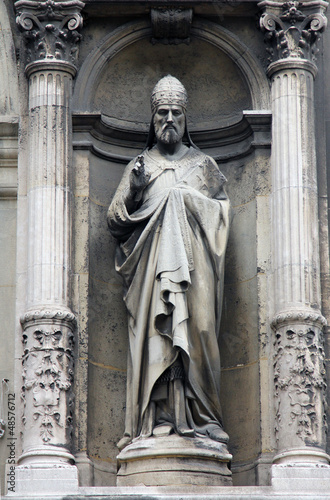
129,155 -> 150,196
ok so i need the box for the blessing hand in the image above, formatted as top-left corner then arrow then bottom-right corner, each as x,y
130,155 -> 150,197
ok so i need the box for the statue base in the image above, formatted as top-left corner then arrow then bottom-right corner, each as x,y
117,434 -> 232,486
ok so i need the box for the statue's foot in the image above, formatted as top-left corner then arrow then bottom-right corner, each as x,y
206,425 -> 229,443
117,435 -> 131,451
153,424 -> 174,437
177,424 -> 195,438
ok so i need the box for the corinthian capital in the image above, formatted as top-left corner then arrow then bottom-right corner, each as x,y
258,0 -> 328,64
15,0 -> 85,70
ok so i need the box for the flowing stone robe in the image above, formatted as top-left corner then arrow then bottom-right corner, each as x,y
108,146 -> 231,444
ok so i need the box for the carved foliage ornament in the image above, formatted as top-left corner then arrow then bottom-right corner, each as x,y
15,0 -> 85,66
259,1 -> 328,63
21,324 -> 74,445
274,324 -> 327,447
151,7 -> 193,45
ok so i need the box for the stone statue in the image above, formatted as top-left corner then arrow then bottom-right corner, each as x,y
107,76 -> 231,451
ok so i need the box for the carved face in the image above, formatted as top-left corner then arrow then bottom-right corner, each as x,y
153,104 -> 185,144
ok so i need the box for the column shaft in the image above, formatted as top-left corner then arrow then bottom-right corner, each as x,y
27,69 -> 72,307
271,66 -> 320,312
269,60 -> 327,464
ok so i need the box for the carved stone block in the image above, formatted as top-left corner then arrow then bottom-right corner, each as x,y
20,309 -> 76,452
151,7 -> 193,45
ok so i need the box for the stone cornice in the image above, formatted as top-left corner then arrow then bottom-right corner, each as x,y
72,111 -> 271,162
258,0 -> 328,66
15,0 -> 85,72
81,1 -> 259,18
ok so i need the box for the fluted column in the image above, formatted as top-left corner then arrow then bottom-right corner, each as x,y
259,0 -> 330,484
13,0 -> 84,494
26,67 -> 73,308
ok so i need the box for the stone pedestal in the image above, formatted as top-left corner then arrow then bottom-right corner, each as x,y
271,463 -> 330,492
117,435 -> 232,486
8,461 -> 78,497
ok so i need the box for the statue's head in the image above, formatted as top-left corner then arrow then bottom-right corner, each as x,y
145,75 -> 197,150
150,75 -> 188,114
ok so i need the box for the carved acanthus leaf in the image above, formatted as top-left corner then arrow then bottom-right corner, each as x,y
259,0 -> 328,64
15,0 -> 85,66
33,406 -> 62,443
21,323 -> 74,445
274,324 -> 327,445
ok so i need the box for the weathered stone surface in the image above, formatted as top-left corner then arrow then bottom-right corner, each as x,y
117,435 -> 232,486
87,362 -> 126,485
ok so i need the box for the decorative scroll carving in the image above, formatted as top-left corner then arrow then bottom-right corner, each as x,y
21,316 -> 75,447
274,322 -> 327,448
151,7 -> 193,45
259,0 -> 328,63
271,310 -> 327,331
15,0 -> 85,67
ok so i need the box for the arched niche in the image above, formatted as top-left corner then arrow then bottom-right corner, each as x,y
72,17 -> 272,486
73,18 -> 270,130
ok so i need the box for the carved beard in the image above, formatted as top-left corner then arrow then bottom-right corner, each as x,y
159,127 -> 180,144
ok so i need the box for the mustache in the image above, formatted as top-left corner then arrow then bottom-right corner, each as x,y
162,124 -> 177,132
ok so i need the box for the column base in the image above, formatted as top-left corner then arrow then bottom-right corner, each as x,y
75,451 -> 94,486
117,434 -> 232,486
6,446 -> 79,496
273,447 -> 330,465
271,463 -> 330,491
6,463 -> 78,496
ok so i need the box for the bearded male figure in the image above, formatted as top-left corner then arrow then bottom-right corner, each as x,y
108,76 -> 231,451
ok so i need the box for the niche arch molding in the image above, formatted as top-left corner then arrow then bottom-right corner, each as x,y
73,18 -> 270,113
